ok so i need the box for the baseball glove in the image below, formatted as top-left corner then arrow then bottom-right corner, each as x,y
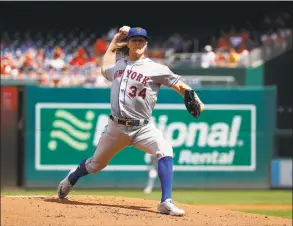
184,89 -> 203,118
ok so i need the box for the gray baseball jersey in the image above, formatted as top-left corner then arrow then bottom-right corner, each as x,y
85,58 -> 180,174
104,58 -> 181,120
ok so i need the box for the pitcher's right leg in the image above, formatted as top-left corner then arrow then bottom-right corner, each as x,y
58,120 -> 130,199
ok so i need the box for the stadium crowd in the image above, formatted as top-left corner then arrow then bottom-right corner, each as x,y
1,10 -> 291,87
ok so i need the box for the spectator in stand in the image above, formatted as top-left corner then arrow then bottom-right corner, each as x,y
69,48 -> 87,67
240,28 -> 256,50
49,47 -> 65,70
215,48 -> 227,67
227,47 -> 240,67
229,28 -> 243,50
1,53 -> 12,77
22,48 -> 38,73
201,45 -> 216,68
94,34 -> 108,56
218,30 -> 230,50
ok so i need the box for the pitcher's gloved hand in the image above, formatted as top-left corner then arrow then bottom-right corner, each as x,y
184,90 -> 204,118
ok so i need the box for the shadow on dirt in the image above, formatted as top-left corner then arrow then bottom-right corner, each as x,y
44,197 -> 159,214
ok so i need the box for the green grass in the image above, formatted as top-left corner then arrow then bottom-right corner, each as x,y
237,209 -> 292,219
1,189 -> 292,205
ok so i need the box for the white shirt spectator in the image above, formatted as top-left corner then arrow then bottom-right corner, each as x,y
201,45 -> 216,68
50,58 -> 65,70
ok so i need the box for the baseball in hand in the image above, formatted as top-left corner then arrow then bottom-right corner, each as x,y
119,26 -> 131,35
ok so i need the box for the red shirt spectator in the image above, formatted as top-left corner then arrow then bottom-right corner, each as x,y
94,36 -> 107,56
215,49 -> 226,66
218,33 -> 230,49
69,48 -> 87,67
1,58 -> 9,75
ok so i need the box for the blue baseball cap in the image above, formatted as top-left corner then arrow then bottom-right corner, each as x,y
127,27 -> 148,41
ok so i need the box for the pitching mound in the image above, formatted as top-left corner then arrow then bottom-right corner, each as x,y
1,195 -> 291,226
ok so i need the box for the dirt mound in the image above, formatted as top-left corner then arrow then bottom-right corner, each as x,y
1,195 -> 291,226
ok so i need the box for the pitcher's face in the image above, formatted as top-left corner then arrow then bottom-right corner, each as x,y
127,37 -> 148,55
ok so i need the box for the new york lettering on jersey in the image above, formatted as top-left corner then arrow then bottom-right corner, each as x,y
113,69 -> 150,85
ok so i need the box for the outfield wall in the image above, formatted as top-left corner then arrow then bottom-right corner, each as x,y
23,86 -> 276,189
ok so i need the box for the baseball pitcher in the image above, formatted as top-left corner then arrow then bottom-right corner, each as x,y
57,26 -> 204,216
